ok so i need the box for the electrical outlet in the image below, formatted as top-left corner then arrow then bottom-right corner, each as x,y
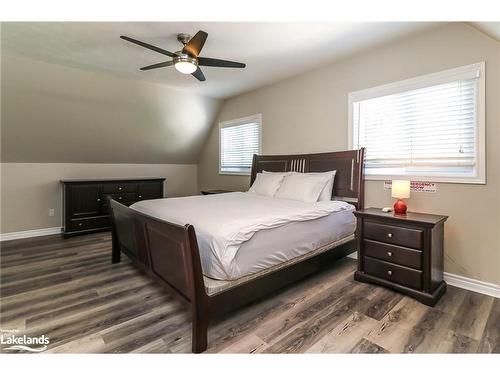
48,208 -> 55,217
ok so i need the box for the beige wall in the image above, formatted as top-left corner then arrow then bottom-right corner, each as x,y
0,163 -> 198,233
198,23 -> 500,285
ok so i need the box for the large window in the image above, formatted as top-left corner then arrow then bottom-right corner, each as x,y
219,114 -> 262,175
349,63 -> 485,184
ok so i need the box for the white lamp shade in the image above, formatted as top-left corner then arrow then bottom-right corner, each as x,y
392,180 -> 410,199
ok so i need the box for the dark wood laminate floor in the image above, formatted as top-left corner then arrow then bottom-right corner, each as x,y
0,232 -> 498,354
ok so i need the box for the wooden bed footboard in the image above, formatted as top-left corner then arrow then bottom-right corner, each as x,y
109,199 -> 357,353
109,198 -> 210,353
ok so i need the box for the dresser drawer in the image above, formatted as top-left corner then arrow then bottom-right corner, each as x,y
70,216 -> 110,232
102,183 -> 136,194
105,192 -> 137,203
137,182 -> 163,200
364,221 -> 423,249
364,256 -> 422,290
364,239 -> 422,269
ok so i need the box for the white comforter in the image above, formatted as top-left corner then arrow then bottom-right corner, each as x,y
130,192 -> 354,279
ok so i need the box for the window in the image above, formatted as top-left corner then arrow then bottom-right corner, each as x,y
349,62 -> 485,184
219,114 -> 262,175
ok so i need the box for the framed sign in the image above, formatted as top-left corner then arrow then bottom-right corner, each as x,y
384,180 -> 437,193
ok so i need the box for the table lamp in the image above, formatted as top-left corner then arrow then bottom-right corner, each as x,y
392,180 -> 410,215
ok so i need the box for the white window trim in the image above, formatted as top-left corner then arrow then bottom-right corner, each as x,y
219,113 -> 262,176
348,62 -> 486,184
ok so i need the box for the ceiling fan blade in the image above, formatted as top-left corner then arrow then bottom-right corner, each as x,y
191,67 -> 206,81
120,36 -> 176,58
198,57 -> 246,68
182,30 -> 208,57
140,61 -> 174,71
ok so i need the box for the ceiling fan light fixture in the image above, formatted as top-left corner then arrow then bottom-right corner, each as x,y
173,55 -> 198,74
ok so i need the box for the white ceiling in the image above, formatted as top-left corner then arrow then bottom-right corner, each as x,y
0,22 -> 458,98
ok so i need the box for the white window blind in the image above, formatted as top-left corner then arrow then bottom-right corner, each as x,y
219,115 -> 261,174
350,63 -> 485,183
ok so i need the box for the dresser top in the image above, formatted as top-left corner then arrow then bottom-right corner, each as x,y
354,207 -> 448,225
60,177 -> 165,183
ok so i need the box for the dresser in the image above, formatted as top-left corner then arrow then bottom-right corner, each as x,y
61,178 -> 165,237
353,208 -> 448,306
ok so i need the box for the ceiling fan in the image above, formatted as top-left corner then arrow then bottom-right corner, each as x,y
120,30 -> 246,81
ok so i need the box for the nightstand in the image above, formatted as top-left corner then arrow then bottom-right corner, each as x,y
353,208 -> 448,306
200,189 -> 234,195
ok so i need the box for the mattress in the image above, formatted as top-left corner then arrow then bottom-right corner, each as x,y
130,192 -> 356,280
203,234 -> 355,295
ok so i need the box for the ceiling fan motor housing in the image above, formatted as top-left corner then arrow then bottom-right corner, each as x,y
173,54 -> 198,67
177,33 -> 191,45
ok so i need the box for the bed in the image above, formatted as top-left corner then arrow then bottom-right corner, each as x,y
109,148 -> 365,353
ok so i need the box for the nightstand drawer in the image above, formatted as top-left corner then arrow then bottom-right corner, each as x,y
364,239 -> 422,269
364,221 -> 423,249
364,256 -> 422,290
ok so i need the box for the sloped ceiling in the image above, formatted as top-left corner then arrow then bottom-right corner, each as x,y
1,54 -> 222,163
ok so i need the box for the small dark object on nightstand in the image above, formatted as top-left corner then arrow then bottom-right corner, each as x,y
200,189 -> 234,195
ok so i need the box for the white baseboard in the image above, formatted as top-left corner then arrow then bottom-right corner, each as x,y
443,272 -> 500,299
0,227 -> 62,242
347,252 -> 499,298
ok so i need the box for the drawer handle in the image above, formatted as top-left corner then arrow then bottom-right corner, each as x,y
119,187 -> 122,190
387,270 -> 393,276
387,233 -> 393,238
78,223 -> 83,226
138,195 -> 142,198
387,251 -> 393,257
119,197 -> 122,200
97,198 -> 101,202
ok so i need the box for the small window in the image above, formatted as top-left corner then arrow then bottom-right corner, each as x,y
219,114 -> 262,175
349,63 -> 485,184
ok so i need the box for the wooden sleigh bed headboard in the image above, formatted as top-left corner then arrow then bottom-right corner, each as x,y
250,148 -> 365,209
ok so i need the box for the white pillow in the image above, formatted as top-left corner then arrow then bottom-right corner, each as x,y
307,170 -> 336,201
265,170 -> 336,201
274,173 -> 331,203
263,170 -> 293,178
248,173 -> 285,197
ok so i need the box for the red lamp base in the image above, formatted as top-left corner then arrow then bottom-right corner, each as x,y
393,199 -> 407,215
